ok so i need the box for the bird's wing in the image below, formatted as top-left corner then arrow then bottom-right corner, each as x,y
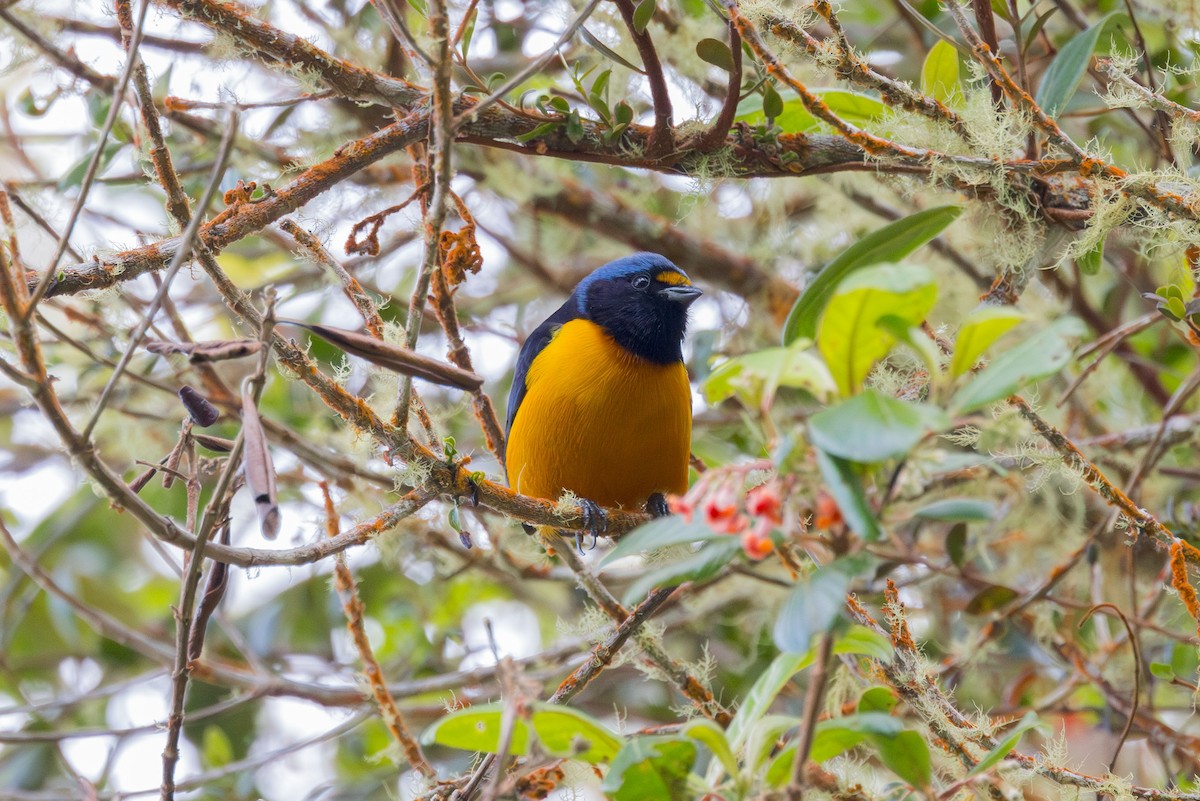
506,297 -> 579,435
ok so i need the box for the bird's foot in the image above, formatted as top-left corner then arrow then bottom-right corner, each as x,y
574,498 -> 608,553
646,493 -> 670,518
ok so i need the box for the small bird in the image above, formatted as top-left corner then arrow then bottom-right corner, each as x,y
505,253 -> 702,536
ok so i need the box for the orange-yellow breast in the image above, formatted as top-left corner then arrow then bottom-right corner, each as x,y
506,319 -> 692,508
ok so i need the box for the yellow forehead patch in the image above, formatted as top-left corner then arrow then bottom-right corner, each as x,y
655,270 -> 691,287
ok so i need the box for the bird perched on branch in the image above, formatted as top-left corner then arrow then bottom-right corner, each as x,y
505,253 -> 702,542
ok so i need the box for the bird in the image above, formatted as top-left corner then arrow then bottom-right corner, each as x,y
505,252 -> 702,541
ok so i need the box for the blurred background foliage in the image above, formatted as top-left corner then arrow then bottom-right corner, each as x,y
4,0 -> 1200,797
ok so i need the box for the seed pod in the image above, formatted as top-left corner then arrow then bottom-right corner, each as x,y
179,386 -> 220,427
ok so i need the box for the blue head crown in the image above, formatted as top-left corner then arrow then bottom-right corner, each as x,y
575,253 -> 686,314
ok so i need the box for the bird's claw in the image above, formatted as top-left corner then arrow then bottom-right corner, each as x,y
646,493 -> 670,518
575,498 -> 608,553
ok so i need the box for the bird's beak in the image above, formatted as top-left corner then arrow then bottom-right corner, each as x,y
658,285 -> 703,306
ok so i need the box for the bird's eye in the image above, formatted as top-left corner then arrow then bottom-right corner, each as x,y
632,275 -> 651,290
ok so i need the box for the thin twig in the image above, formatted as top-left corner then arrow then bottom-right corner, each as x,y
79,109 -> 239,442
21,0 -> 151,316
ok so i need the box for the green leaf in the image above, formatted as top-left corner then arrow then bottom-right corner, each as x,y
683,719 -> 738,778
601,736 -> 697,801
815,449 -> 881,541
421,702 -> 621,763
912,498 -> 997,521
964,585 -> 1020,615
59,142 -> 124,191
921,39 -> 961,103
1076,239 -> 1104,275
858,686 -> 899,713
703,341 -> 836,407
784,205 -> 961,345
773,564 -> 851,653
950,306 -> 1027,378
632,0 -> 656,34
950,318 -> 1084,413
808,390 -> 948,462
817,264 -> 939,396
810,712 -> 903,761
565,109 -> 584,143
878,316 -> 942,378
696,37 -> 734,71
1149,662 -> 1176,681
622,538 -> 742,604
579,27 -> 646,73
1035,11 -> 1124,117
601,516 -> 725,567
969,711 -> 1038,775
834,625 -> 894,661
201,725 -> 234,768
737,89 -> 886,133
871,729 -> 931,787
763,83 -> 784,120
946,522 -> 967,567
514,121 -> 560,143
727,652 -> 814,751
747,716 -> 800,776
460,5 -> 478,56
822,90 -> 888,125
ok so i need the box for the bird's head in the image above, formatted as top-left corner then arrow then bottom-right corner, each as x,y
574,253 -> 702,364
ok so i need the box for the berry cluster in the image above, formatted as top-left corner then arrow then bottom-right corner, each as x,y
668,463 -> 787,560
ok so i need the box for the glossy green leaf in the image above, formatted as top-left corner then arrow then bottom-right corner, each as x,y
951,318 -> 1084,413
810,712 -> 903,763
600,516 -> 724,567
834,625 -> 895,662
763,83 -> 784,120
950,306 -> 1027,378
921,39 -> 960,103
784,205 -> 961,345
727,652 -> 814,751
622,537 -> 742,604
815,449 -> 881,541
773,564 -> 851,653
683,719 -> 738,778
738,715 -> 796,776
704,341 -> 836,407
818,264 -> 938,396
696,37 -> 734,71
858,686 -> 899,713
1035,11 -> 1124,117
822,90 -> 888,124
877,316 -> 942,378
969,711 -> 1038,775
421,701 -> 621,763
737,89 -> 886,133
601,736 -> 697,801
912,498 -> 997,521
632,0 -> 655,34
872,729 -> 931,786
808,390 -> 948,462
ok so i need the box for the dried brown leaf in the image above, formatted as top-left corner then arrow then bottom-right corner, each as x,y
282,320 -> 484,390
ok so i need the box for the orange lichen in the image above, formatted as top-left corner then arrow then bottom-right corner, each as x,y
883,579 -> 915,652
1169,541 -> 1200,638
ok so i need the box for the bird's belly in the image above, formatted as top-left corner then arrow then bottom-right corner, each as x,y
506,321 -> 691,509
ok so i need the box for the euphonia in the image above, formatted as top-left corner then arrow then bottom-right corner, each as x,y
505,253 -> 702,531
